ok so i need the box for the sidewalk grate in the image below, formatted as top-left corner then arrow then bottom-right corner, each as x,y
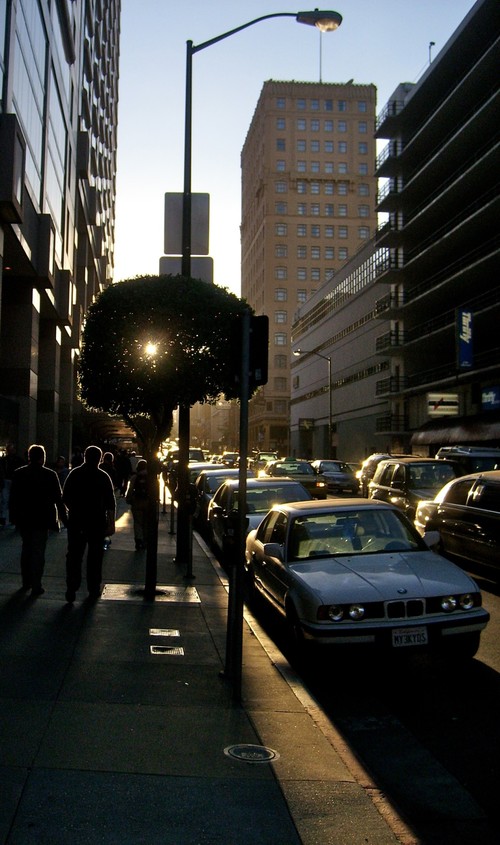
224,744 -> 280,763
149,628 -> 180,637
150,645 -> 185,656
101,583 -> 200,603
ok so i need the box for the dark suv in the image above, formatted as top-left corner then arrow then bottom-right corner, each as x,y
436,445 -> 500,475
368,457 -> 458,519
357,453 -> 413,497
415,470 -> 500,574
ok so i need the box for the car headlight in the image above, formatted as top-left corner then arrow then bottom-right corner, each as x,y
327,605 -> 344,621
459,593 -> 475,610
348,604 -> 365,620
441,595 -> 457,612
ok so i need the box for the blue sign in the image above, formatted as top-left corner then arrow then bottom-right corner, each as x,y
457,309 -> 473,369
482,387 -> 500,410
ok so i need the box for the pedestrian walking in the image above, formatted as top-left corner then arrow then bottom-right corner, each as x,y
54,455 -> 70,486
114,449 -> 133,496
125,459 -> 150,550
9,444 -> 67,595
62,445 -> 116,602
0,444 -> 24,526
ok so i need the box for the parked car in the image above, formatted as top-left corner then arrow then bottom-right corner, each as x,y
250,451 -> 279,472
415,470 -> 500,574
207,477 -> 312,560
368,457 -> 458,519
435,445 -> 500,475
261,459 -> 328,499
220,451 -> 239,468
245,499 -> 489,660
193,467 -> 255,531
357,453 -> 413,497
310,459 -> 358,495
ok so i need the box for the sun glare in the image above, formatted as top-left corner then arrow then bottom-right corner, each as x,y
145,342 -> 158,356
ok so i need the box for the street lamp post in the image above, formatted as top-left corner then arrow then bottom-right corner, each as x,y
176,9 -> 343,572
294,348 -> 333,458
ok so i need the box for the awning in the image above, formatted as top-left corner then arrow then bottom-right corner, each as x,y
411,412 -> 500,446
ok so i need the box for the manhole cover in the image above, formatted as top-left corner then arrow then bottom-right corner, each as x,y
224,744 -> 279,763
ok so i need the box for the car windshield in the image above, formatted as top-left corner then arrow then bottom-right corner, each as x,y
273,462 -> 314,476
289,508 -> 422,559
320,461 -> 351,473
243,483 -> 310,514
408,463 -> 456,490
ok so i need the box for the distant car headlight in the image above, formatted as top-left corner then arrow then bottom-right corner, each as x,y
459,593 -> 475,610
441,595 -> 457,612
348,604 -> 365,620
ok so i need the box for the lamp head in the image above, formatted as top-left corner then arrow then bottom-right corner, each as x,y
293,348 -> 302,357
296,10 -> 343,32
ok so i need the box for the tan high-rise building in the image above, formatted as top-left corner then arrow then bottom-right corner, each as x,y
241,80 -> 377,456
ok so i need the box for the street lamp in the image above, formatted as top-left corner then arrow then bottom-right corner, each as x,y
293,348 -> 333,458
176,9 -> 343,570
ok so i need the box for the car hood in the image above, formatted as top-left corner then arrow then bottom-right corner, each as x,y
289,550 -> 477,603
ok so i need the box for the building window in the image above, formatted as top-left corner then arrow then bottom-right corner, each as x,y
297,139 -> 306,152
275,201 -> 287,213
338,100 -> 347,112
310,99 -> 319,110
338,247 -> 348,260
276,160 -> 286,172
274,377 -> 287,391
297,202 -> 307,215
339,226 -> 348,238
338,204 -> 348,216
338,182 -> 348,195
277,97 -> 285,108
358,163 -> 368,175
311,182 -> 320,194
310,161 -> 320,173
297,181 -> 307,194
275,244 -> 287,257
276,117 -> 285,129
324,120 -> 333,132
358,183 -> 369,196
358,142 -> 368,154
311,268 -> 321,281
338,121 -> 347,132
358,226 -> 370,239
274,333 -> 287,346
276,138 -> 285,150
297,160 -> 306,172
311,119 -> 320,131
297,267 -> 307,280
275,267 -> 287,279
311,224 -> 320,237
324,99 -> 333,111
275,181 -> 287,193
311,203 -> 320,215
297,224 -> 307,237
311,246 -> 320,259
297,98 -> 306,110
324,162 -> 334,174
358,121 -> 368,133
297,289 -> 307,303
325,246 -> 334,259
358,204 -> 370,217
338,162 -> 348,174
324,140 -> 334,152
324,182 -> 334,195
275,354 -> 287,368
324,203 -> 334,216
297,245 -> 307,258
275,310 -> 287,324
338,141 -> 347,153
275,400 -> 287,415
275,288 -> 287,301
325,225 -> 334,238
358,100 -> 367,112
297,118 -> 306,130
275,222 -> 287,235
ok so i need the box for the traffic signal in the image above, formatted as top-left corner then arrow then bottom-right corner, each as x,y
229,314 -> 269,394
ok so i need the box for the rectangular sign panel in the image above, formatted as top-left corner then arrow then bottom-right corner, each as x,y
457,308 -> 473,369
427,393 -> 459,417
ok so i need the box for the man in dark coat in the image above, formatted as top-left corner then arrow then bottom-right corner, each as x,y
9,444 -> 67,596
63,445 -> 116,603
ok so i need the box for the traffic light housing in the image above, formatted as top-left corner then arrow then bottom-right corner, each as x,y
229,314 -> 269,394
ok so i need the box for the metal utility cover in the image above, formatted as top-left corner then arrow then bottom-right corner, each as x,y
101,584 -> 200,603
224,744 -> 280,763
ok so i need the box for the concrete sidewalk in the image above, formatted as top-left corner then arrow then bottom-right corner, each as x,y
0,498 -> 406,844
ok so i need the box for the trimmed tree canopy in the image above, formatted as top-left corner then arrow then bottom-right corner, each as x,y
79,274 -> 250,448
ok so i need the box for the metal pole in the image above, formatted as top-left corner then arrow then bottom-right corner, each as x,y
328,357 -> 333,459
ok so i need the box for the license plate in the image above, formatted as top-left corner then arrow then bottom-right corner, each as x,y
392,626 -> 428,647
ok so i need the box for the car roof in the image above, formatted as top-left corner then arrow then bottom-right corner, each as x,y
377,456 -> 454,464
270,498 -> 396,516
445,469 -> 500,483
219,476 -> 307,488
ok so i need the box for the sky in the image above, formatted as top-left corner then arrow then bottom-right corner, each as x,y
113,0 -> 477,296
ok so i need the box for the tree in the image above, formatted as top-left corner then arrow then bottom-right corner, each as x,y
79,273 -> 251,595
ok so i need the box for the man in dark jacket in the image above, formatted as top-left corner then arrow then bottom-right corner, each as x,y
62,445 -> 116,602
9,444 -> 67,595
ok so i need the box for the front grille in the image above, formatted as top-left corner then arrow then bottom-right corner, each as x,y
386,599 -> 425,619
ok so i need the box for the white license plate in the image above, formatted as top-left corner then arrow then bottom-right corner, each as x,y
392,626 -> 428,647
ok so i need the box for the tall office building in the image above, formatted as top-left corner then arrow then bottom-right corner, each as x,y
241,79 -> 377,455
0,0 -> 120,460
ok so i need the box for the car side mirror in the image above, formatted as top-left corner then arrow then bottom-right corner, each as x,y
263,542 -> 284,561
423,530 -> 440,549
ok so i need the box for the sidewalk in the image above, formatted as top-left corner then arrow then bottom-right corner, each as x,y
0,498 -> 406,845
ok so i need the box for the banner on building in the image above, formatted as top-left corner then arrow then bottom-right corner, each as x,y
299,418 -> 315,430
427,393 -> 459,417
482,387 -> 500,411
457,309 -> 473,369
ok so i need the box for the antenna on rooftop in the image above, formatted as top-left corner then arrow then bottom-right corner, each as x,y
429,41 -> 436,64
